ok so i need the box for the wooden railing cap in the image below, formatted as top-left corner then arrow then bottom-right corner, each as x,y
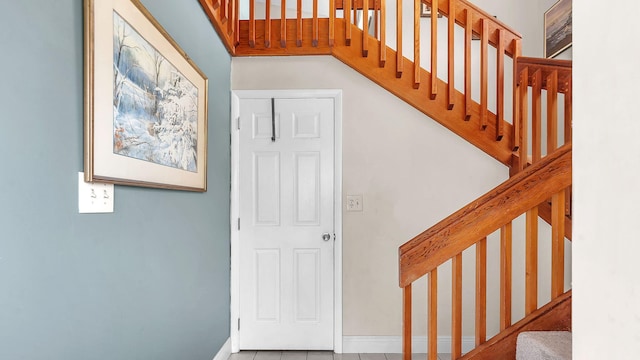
399,143 -> 572,287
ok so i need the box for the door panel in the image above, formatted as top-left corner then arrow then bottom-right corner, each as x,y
254,152 -> 280,225
294,152 -> 320,225
239,97 -> 335,350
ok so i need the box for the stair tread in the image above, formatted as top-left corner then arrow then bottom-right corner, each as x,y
516,331 -> 572,360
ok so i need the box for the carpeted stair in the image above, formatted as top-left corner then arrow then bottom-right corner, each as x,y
516,331 -> 572,360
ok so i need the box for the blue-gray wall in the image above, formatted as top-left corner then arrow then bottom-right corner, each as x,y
0,1 -> 231,359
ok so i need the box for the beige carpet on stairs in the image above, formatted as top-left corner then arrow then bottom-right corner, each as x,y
515,331 -> 572,360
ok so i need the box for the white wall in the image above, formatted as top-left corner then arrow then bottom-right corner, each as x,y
232,56 -> 508,337
573,0 -> 640,358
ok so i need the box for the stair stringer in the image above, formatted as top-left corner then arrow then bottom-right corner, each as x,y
330,19 -> 514,166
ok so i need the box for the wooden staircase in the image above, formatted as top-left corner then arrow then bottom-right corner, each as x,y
199,0 -> 572,357
200,0 -> 522,166
399,143 -> 572,359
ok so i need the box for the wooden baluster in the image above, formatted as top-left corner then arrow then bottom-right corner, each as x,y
265,0 -> 271,48
313,0 -> 319,46
525,205 -> 538,315
374,0 -> 379,39
353,1 -> 357,44
479,18 -> 488,130
430,0 -> 438,99
234,0 -> 240,45
280,0 -> 286,47
221,0 -> 228,23
212,0 -> 220,9
532,69 -> 542,163
447,0 -> 455,110
547,70 -> 559,153
564,87 -> 572,146
329,0 -> 335,46
551,190 -> 566,299
296,0 -> 303,46
496,29 -> 505,140
451,253 -> 462,359
428,269 -> 438,360
413,0 -> 420,88
512,40 -> 522,151
464,9 -> 472,120
500,222 -> 512,330
564,87 -> 572,216
229,0 -> 236,36
396,0 -> 403,77
403,283 -> 412,360
345,0 -> 351,45
475,237 -> 487,346
380,0 -> 386,66
518,67 -> 529,172
249,0 -> 256,47
363,0 -> 369,56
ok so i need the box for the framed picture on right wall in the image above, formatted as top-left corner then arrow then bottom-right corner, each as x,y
544,0 -> 572,58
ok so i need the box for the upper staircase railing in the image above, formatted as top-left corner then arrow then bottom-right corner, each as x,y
200,0 -> 522,167
513,57 -> 572,173
514,57 -> 573,240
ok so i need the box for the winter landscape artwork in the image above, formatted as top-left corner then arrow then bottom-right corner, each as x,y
84,0 -> 208,191
113,12 -> 198,172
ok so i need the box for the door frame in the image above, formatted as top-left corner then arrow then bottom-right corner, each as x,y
230,89 -> 343,353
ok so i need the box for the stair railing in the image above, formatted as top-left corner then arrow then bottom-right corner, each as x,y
200,0 -> 524,166
200,0 -> 239,54
513,57 -> 573,243
513,57 -> 572,172
399,143 -> 572,359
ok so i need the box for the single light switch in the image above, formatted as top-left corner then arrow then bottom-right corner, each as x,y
78,172 -> 114,213
346,195 -> 363,212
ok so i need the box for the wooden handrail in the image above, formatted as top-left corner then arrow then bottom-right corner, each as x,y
399,143 -> 572,287
517,57 -> 572,76
400,144 -> 572,358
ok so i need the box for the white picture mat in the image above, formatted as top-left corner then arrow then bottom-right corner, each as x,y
88,0 -> 208,190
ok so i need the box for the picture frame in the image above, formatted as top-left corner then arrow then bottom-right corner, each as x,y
84,0 -> 208,191
544,0 -> 572,58
420,2 -> 442,18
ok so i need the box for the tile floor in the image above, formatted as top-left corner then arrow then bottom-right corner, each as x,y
229,351 -> 452,360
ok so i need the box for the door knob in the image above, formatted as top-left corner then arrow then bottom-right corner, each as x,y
322,233 -> 331,241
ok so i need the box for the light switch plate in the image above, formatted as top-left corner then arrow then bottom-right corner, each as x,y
78,172 -> 114,213
346,195 -> 363,212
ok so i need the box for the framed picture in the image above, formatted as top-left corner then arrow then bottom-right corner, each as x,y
420,3 -> 442,18
84,0 -> 208,191
544,0 -> 572,58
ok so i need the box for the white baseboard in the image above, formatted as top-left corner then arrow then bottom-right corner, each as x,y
342,336 -> 475,354
213,338 -> 232,360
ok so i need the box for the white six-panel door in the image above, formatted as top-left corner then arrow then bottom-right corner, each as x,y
238,97 -> 335,350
